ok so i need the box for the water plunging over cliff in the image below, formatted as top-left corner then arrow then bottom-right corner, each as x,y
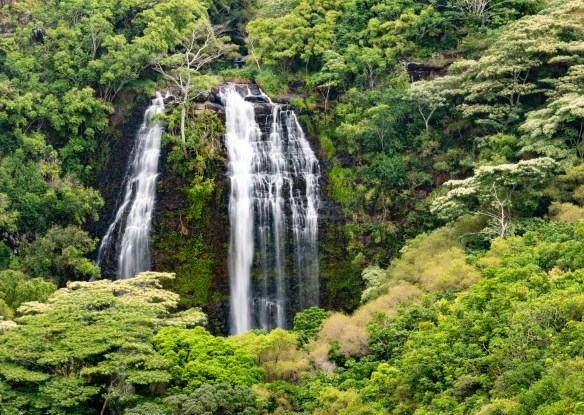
97,93 -> 164,279
220,84 -> 320,334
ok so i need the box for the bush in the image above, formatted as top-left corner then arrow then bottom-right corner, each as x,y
255,69 -> 289,95
153,327 -> 264,393
231,329 -> 310,383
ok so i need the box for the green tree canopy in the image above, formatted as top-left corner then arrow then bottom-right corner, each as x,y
152,326 -> 264,393
0,272 -> 206,414
431,157 -> 557,238
20,225 -> 100,286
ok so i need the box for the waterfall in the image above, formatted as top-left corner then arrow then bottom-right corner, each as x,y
222,87 -> 256,334
221,84 -> 320,334
97,93 -> 165,279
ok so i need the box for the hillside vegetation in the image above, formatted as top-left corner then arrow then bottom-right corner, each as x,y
0,0 -> 583,413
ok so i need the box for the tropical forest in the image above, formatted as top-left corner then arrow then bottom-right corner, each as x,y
0,0 -> 583,413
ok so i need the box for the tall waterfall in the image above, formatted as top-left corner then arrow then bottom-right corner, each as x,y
221,85 -> 320,334
97,93 -> 164,279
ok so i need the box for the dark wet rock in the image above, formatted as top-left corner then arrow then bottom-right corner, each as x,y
233,55 -> 248,68
289,80 -> 306,91
162,93 -> 177,105
204,102 -> 225,112
251,103 -> 273,118
31,22 -> 46,43
244,95 -> 271,103
406,61 -> 452,81
208,91 -> 222,104
193,91 -> 211,103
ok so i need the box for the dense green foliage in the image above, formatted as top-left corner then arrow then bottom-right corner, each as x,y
0,273 -> 206,414
246,0 -> 583,266
1,223 -> 582,414
0,0 -> 583,413
153,326 -> 264,392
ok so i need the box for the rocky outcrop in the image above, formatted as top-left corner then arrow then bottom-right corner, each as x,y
406,61 -> 452,81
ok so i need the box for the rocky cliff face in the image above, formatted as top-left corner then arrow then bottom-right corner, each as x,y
406,61 -> 452,81
137,85 -> 360,334
89,92 -> 149,277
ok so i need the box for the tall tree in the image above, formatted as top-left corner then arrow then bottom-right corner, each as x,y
152,21 -> 235,152
520,65 -> 584,165
431,157 -> 557,238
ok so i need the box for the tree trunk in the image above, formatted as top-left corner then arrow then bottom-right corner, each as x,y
181,102 -> 188,159
324,87 -> 330,125
100,397 -> 109,415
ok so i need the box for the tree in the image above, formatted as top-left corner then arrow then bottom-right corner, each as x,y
20,225 -> 100,286
125,384 -> 262,415
152,21 -> 234,151
90,35 -> 150,104
307,50 -> 348,120
293,306 -> 329,347
451,0 -> 492,24
406,76 -> 458,132
363,0 -> 438,64
246,11 -> 310,70
314,387 -> 361,415
165,109 -> 224,177
544,162 -> 584,206
431,157 -> 557,238
296,3 -> 339,71
0,270 -> 56,311
456,6 -> 584,132
344,45 -> 387,90
360,266 -> 387,303
362,363 -> 405,412
230,329 -> 310,383
163,383 -> 260,415
125,403 -> 170,415
0,272 -> 206,414
336,82 -> 409,157
450,0 -> 541,28
520,65 -> 584,165
152,326 -> 264,393
81,12 -> 113,60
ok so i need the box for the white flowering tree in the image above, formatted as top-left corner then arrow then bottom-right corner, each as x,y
520,65 -> 584,165
456,7 -> 584,132
431,157 -> 557,239
405,76 -> 459,132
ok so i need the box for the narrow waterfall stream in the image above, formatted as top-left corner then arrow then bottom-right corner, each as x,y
221,84 -> 320,334
97,93 -> 165,279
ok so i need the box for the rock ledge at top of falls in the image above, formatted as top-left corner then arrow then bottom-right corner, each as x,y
191,84 -> 305,116
154,82 -> 311,117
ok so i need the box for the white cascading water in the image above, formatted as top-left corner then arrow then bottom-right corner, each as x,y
221,84 -> 320,334
222,87 -> 257,334
97,93 -> 164,279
